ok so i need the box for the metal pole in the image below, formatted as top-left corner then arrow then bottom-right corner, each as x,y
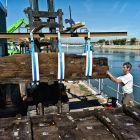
98,79 -> 101,94
88,79 -> 90,86
69,5 -> 72,27
101,79 -> 104,91
67,44 -> 69,53
117,84 -> 120,104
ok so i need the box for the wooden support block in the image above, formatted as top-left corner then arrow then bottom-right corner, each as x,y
0,53 -> 109,83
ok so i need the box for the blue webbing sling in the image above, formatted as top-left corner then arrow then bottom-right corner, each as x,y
30,32 -> 40,84
86,32 -> 93,80
57,32 -> 64,81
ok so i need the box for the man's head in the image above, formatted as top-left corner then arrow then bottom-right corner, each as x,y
122,62 -> 132,74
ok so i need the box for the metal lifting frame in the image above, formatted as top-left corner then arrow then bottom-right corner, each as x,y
24,0 -> 63,32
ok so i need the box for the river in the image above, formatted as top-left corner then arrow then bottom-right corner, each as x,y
62,46 -> 140,104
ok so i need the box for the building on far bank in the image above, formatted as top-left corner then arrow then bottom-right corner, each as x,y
125,38 -> 140,46
0,1 -> 7,56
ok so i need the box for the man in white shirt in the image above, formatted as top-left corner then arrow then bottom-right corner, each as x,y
107,62 -> 134,106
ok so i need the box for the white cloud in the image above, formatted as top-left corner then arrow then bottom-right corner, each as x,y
112,1 -> 120,10
112,1 -> 128,14
83,0 -> 93,13
134,10 -> 140,18
119,3 -> 128,14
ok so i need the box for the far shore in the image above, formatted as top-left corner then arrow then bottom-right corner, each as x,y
94,45 -> 140,53
62,44 -> 140,53
94,45 -> 140,50
62,44 -> 140,50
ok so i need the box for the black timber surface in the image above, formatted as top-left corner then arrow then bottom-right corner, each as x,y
0,105 -> 140,140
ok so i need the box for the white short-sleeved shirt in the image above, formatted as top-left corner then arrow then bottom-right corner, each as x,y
117,73 -> 133,94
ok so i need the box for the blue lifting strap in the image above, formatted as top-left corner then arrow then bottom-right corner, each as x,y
30,32 -> 40,84
85,32 -> 93,80
57,32 -> 65,81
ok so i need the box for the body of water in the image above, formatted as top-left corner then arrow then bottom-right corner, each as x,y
62,46 -> 140,104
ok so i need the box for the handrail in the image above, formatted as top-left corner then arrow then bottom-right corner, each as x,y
86,79 -> 140,105
133,84 -> 140,89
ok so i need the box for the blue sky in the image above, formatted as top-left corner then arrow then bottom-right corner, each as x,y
1,0 -> 140,39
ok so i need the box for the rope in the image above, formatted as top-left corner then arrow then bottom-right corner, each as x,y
30,32 -> 40,84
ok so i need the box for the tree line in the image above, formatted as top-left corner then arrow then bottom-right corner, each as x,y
94,38 -> 137,45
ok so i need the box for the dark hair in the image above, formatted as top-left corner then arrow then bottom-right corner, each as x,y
123,62 -> 132,70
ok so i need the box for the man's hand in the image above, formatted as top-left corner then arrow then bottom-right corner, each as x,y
106,71 -> 114,79
106,71 -> 122,84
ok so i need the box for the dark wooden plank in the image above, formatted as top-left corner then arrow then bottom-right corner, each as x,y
1,106 -> 140,139
31,115 -> 61,140
123,105 -> 140,123
135,105 -> 140,110
0,116 -> 32,140
0,53 -> 109,83
70,111 -> 116,140
31,112 -> 116,140
94,108 -> 140,140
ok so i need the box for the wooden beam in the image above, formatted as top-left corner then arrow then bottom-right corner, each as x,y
0,53 -> 109,83
0,32 -> 127,39
94,108 -> 140,140
0,117 -> 32,139
123,106 -> 140,123
62,22 -> 85,32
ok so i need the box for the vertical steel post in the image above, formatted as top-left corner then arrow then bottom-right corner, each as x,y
88,79 -> 90,86
117,84 -> 120,104
69,5 -> 72,27
66,44 -> 69,53
98,79 -> 101,94
101,79 -> 104,92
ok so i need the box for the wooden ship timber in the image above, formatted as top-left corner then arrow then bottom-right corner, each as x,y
1,1 -> 140,140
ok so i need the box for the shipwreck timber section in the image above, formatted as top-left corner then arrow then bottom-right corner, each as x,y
0,53 -> 109,83
0,105 -> 140,140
